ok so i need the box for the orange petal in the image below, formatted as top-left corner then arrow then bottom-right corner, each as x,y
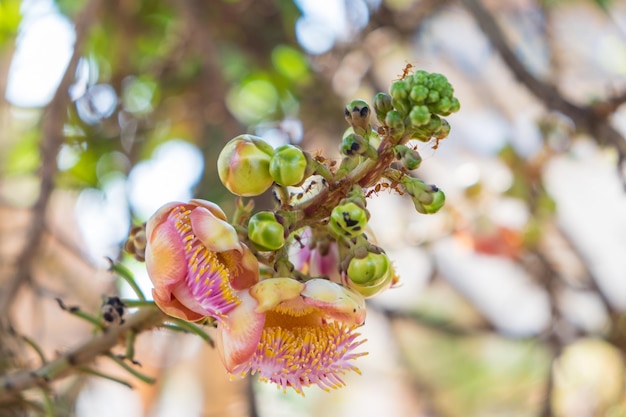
301,279 -> 366,326
190,206 -> 241,253
216,290 -> 265,372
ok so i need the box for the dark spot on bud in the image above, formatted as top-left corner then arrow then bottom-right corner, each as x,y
359,106 -> 369,118
344,108 -> 351,118
342,212 -> 359,227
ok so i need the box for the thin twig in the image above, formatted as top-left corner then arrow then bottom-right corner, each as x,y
0,306 -> 164,404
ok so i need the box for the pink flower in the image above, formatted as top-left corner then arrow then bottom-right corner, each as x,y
145,199 -> 259,322
216,277 -> 367,394
290,228 -> 341,283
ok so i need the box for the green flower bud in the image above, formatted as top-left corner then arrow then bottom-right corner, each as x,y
341,133 -> 378,160
411,70 -> 429,85
247,211 -> 285,251
347,252 -> 390,285
449,97 -> 461,113
344,99 -> 371,136
394,145 -> 422,171
385,110 -> 405,141
374,92 -> 393,124
329,202 -> 369,238
345,254 -> 395,298
391,97 -> 411,116
217,134 -> 274,196
400,176 -> 446,214
426,114 -> 442,132
409,85 -> 428,104
269,144 -> 307,186
390,80 -> 410,101
435,119 -> 451,139
409,105 -> 431,127
341,133 -> 368,156
426,90 -> 440,104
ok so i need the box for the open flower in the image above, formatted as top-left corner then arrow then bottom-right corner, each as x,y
216,277 -> 367,394
145,199 -> 259,322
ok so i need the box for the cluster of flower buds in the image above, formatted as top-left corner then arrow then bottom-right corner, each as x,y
130,66 -> 459,395
375,70 -> 459,144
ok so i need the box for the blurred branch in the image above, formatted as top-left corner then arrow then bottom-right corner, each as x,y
373,303 -> 496,338
462,0 -> 626,182
0,0 -> 101,316
0,306 -> 164,404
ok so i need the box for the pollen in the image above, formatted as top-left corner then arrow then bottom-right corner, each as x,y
245,321 -> 367,395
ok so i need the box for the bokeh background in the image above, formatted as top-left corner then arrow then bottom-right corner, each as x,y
2,0 -> 626,416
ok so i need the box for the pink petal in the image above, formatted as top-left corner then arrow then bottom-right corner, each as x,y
190,207 -> 241,253
190,199 -> 228,221
301,279 -> 366,326
216,291 -> 265,372
151,289 -> 206,322
145,219 -> 187,296
229,243 -> 260,291
145,201 -> 185,241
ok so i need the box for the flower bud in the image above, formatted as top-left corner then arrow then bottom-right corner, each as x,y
400,176 -> 446,214
124,224 -> 147,262
373,92 -> 393,124
247,211 -> 285,251
329,202 -> 369,238
391,97 -> 411,117
269,144 -> 307,186
344,99 -> 371,136
393,145 -> 422,171
385,110 -> 405,141
341,133 -> 368,157
409,105 -> 430,127
344,253 -> 395,298
217,134 -> 274,196
347,252 -> 390,286
390,80 -> 410,101
341,133 -> 378,160
409,85 -> 428,104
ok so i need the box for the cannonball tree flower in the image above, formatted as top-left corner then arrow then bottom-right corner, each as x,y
216,277 -> 367,394
145,199 -> 259,322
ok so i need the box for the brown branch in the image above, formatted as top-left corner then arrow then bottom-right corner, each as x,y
0,0 -> 101,316
461,0 -> 626,180
0,306 -> 165,404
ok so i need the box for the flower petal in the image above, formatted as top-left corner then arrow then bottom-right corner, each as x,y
145,201 -> 185,241
216,290 -> 265,372
301,279 -> 366,326
248,278 -> 305,313
151,289 -> 206,322
190,206 -> 241,253
190,199 -> 228,221
228,243 -> 260,290
145,218 -> 187,298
